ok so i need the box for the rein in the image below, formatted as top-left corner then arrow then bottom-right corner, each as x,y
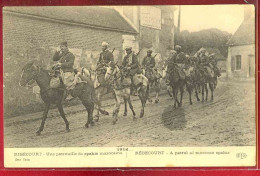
20,64 -> 41,88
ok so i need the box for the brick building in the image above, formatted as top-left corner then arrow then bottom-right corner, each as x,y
3,6 -> 138,117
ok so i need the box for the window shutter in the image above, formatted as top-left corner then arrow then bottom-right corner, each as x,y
231,56 -> 235,71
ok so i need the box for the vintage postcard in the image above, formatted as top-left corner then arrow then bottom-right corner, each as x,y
3,5 -> 256,167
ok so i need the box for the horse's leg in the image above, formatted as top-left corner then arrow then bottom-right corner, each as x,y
147,83 -> 152,103
167,85 -> 173,97
179,84 -> 184,107
205,83 -> 208,101
209,82 -> 214,101
195,84 -> 200,101
188,86 -> 193,105
94,91 -> 101,122
36,103 -> 50,136
155,81 -> 160,103
202,84 -> 205,102
127,97 -> 136,120
57,103 -> 70,132
83,101 -> 94,128
138,86 -> 146,118
112,92 -> 120,125
123,97 -> 127,116
172,87 -> 177,109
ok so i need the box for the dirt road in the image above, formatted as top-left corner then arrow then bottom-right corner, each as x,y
4,79 -> 256,147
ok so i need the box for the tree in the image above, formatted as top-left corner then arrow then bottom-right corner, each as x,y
175,28 -> 232,57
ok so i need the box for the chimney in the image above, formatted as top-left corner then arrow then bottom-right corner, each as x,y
244,5 -> 254,20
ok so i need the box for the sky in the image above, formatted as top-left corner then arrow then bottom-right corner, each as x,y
173,5 -> 246,34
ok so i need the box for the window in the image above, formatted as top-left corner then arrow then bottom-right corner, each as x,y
235,55 -> 241,70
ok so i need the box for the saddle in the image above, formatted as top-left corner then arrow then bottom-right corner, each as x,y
174,64 -> 186,80
49,65 -> 64,89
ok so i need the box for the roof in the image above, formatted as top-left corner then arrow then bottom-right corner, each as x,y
194,47 -> 226,61
3,6 -> 137,34
227,16 -> 255,46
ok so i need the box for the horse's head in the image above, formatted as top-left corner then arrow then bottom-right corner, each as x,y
105,61 -> 119,81
19,61 -> 39,87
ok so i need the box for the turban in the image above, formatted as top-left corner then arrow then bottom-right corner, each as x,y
101,42 -> 109,47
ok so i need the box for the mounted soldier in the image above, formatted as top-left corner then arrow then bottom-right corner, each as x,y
121,47 -> 141,88
142,50 -> 161,103
96,42 -> 114,87
197,48 -> 215,83
142,49 -> 156,81
174,45 -> 186,68
51,41 -> 76,100
209,53 -> 221,77
164,50 -> 177,86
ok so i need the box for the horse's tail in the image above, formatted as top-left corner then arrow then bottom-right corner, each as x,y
90,88 -> 109,116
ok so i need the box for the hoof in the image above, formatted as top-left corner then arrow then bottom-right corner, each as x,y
140,113 -> 144,118
155,99 -> 159,103
190,102 -> 193,105
91,121 -> 95,126
178,103 -> 182,107
85,123 -> 89,128
123,112 -> 127,116
36,131 -> 41,136
133,116 -> 137,121
197,99 -> 200,102
66,128 -> 70,132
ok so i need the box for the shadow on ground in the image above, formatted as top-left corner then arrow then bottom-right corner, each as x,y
161,106 -> 186,131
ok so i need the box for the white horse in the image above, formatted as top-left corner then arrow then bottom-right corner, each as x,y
81,67 -> 115,122
105,62 -> 148,124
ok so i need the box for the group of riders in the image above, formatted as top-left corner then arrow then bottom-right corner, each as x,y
51,41 -> 221,102
19,41 -> 223,134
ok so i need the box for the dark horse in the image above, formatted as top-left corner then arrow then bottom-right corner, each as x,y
194,65 -> 215,101
19,61 -> 108,136
167,64 -> 186,108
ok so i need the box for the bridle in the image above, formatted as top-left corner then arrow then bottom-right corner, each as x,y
106,65 -> 122,81
20,64 -> 41,88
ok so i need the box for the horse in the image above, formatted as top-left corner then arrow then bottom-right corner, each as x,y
162,66 -> 173,98
81,66 -> 115,122
166,63 -> 186,108
105,62 -> 149,124
19,61 -> 109,136
143,67 -> 162,103
183,65 -> 197,105
194,65 -> 215,101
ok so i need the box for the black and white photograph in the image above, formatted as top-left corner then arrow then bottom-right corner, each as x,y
3,5 -> 256,167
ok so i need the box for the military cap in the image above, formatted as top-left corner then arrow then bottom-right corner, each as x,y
175,45 -> 182,50
60,41 -> 68,47
169,50 -> 177,54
